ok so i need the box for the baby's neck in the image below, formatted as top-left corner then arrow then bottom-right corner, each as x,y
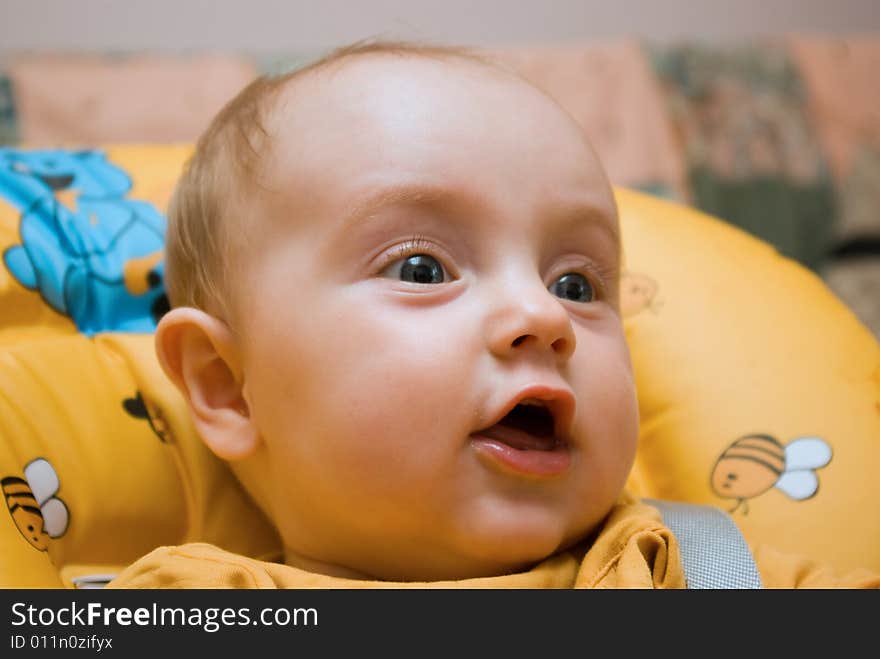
283,547 -> 373,580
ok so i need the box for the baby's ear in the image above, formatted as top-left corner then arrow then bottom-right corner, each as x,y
154,307 -> 260,460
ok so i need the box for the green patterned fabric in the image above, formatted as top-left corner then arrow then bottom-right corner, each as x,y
631,181 -> 681,202
650,43 -> 838,271
0,74 -> 18,146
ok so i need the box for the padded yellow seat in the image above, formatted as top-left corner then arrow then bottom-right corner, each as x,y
1,145 -> 877,587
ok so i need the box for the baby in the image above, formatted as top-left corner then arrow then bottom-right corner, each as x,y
109,41 -> 878,588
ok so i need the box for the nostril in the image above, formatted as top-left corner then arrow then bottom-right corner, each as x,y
551,338 -> 568,353
510,335 -> 569,352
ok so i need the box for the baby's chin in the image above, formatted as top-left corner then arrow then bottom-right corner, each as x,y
433,510 -> 594,579
330,513 -> 592,582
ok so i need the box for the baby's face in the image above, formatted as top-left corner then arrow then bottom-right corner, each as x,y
231,56 -> 639,581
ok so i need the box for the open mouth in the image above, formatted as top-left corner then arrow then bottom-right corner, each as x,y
469,387 -> 574,477
475,399 -> 562,451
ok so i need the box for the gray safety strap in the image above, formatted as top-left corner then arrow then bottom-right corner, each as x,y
644,498 -> 763,589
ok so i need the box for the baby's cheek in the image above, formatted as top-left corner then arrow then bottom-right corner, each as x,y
569,338 -> 638,441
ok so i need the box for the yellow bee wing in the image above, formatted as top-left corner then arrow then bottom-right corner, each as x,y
775,470 -> 820,500
784,437 -> 832,471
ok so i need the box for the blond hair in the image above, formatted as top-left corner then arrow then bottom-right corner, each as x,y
164,40 -> 499,318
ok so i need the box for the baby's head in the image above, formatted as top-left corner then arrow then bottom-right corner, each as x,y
156,41 -> 640,581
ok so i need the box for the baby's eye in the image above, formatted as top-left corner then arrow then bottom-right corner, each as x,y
549,272 -> 593,303
383,253 -> 446,284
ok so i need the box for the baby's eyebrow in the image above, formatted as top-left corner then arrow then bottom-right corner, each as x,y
546,201 -> 620,247
342,183 -> 479,229
341,182 -> 621,247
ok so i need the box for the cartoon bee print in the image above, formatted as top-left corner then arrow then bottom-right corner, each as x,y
711,434 -> 832,514
2,476 -> 48,551
123,390 -> 173,443
620,272 -> 662,317
2,458 -> 69,551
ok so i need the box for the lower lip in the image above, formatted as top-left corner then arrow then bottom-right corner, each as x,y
469,436 -> 571,477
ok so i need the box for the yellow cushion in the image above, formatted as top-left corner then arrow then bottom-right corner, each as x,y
0,145 -> 877,588
618,188 -> 880,575
0,146 -> 279,588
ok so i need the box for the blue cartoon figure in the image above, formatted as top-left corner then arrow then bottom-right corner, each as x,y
0,148 -> 169,335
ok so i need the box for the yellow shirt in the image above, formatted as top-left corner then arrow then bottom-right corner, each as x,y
107,493 -> 880,589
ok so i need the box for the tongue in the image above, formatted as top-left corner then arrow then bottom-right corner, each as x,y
478,424 -> 558,451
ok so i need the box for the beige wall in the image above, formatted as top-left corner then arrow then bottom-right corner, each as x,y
1,0 -> 878,54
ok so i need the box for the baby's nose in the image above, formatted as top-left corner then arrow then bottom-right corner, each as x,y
483,276 -> 576,362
